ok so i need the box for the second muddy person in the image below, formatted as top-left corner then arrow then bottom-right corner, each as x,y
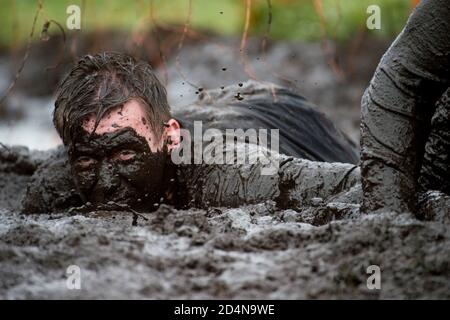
360,0 -> 450,213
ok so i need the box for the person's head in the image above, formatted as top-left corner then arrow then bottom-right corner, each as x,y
54,52 -> 180,210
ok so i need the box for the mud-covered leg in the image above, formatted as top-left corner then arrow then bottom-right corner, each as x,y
419,88 -> 450,195
360,0 -> 450,213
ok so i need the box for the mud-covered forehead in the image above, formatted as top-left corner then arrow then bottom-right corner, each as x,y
66,99 -> 163,154
54,52 -> 172,146
69,127 -> 150,157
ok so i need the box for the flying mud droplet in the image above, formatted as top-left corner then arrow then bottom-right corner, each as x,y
40,21 -> 51,41
235,92 -> 244,101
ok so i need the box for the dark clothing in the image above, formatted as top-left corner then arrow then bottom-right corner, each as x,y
419,88 -> 450,195
175,82 -> 358,164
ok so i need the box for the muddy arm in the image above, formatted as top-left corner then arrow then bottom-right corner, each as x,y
0,145 -> 48,175
276,157 -> 359,209
179,145 -> 360,209
21,147 -> 81,213
360,0 -> 450,213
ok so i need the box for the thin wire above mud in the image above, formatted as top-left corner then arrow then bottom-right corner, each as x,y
0,0 -> 43,107
174,0 -> 201,90
240,0 -> 257,80
259,0 -> 298,101
149,0 -> 169,85
41,19 -> 67,72
313,0 -> 344,81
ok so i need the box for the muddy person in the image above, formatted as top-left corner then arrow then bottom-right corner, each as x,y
360,0 -> 450,215
21,52 -> 362,213
18,0 -> 450,216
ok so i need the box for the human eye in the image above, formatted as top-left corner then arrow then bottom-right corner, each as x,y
113,149 -> 137,162
75,156 -> 97,169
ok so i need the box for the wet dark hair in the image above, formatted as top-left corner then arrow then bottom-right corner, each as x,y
54,52 -> 171,145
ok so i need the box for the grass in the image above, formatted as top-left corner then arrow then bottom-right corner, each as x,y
0,0 -> 413,47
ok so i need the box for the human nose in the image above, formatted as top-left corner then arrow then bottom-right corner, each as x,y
92,161 -> 121,200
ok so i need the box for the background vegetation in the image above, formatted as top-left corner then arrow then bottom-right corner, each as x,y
0,0 -> 415,48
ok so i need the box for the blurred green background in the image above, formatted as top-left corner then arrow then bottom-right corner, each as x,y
0,0 -> 414,47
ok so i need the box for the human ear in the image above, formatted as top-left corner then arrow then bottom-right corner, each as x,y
164,119 -> 181,151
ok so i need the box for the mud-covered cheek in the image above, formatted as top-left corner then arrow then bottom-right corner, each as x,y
115,158 -> 152,186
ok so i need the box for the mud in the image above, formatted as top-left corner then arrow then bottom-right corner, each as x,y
68,127 -> 175,211
1,202 -> 450,299
360,0 -> 450,213
2,143 -> 450,299
1,13 -> 449,299
0,145 -> 54,211
19,146 -> 81,214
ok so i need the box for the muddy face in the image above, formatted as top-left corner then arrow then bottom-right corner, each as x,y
68,127 -> 170,211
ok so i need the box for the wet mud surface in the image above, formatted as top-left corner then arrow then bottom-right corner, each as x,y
1,148 -> 450,299
1,27 -> 449,299
1,204 -> 449,299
